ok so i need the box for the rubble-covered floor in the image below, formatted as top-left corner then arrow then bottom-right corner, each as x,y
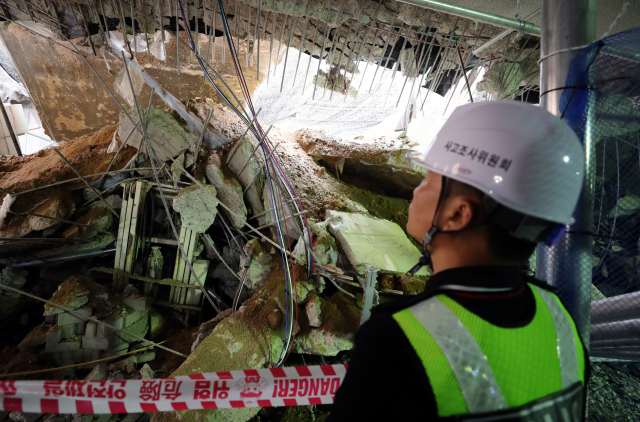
0,85 -> 429,422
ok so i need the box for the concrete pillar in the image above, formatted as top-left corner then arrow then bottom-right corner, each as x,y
537,0 -> 597,347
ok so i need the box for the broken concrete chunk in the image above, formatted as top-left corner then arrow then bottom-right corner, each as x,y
0,266 -> 27,295
238,239 -> 274,293
326,210 -> 428,276
58,307 -> 92,326
295,129 -> 425,199
63,206 -> 113,241
84,363 -> 107,381
18,322 -> 49,350
28,195 -> 76,232
89,194 -> 123,210
173,185 -> 219,233
118,106 -> 198,161
44,276 -> 96,315
205,151 -> 247,228
306,292 -> 324,328
140,363 -> 154,380
148,311 -> 165,340
294,329 -> 353,356
225,137 -> 265,218
0,192 -> 76,239
294,220 -> 338,267
171,153 -> 185,181
45,339 -> 81,353
268,309 -> 282,328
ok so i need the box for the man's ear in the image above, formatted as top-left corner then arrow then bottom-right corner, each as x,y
438,196 -> 481,232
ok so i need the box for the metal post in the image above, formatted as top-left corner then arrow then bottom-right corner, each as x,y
256,0 -> 260,80
174,0 -> 180,75
360,266 -> 378,325
537,0 -> 596,347
0,102 -> 22,156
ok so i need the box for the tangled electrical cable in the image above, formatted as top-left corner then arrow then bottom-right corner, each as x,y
176,0 -> 315,367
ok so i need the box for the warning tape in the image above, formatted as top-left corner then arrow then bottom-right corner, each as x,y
0,365 -> 347,414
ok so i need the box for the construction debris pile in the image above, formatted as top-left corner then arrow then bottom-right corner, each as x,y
0,100 -> 428,422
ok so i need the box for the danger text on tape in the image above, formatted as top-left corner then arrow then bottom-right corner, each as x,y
0,365 -> 347,414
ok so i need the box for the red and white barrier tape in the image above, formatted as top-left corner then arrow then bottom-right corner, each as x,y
0,365 -> 347,414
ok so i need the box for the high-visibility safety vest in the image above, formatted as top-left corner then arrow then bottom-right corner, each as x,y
393,283 -> 586,420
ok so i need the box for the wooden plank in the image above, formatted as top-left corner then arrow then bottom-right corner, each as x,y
170,225 -> 189,303
125,180 -> 150,276
186,260 -> 208,306
113,183 -> 135,291
179,230 -> 198,304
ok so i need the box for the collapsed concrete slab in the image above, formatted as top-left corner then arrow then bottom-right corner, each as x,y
326,210 -> 428,276
256,127 -> 411,228
118,106 -> 198,161
295,129 -> 425,199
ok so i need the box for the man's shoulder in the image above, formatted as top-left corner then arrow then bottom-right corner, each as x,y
371,287 -> 441,316
371,273 -> 555,316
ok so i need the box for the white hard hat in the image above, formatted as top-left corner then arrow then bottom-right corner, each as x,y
408,101 -> 584,225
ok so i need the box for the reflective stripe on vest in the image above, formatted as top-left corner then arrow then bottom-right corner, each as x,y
535,286 -> 579,390
393,284 -> 583,417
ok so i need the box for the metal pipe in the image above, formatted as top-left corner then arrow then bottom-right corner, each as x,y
205,0 -> 214,80
235,0 -> 239,54
395,0 -> 540,36
395,17 -> 434,108
345,0 -> 385,103
115,0 -> 134,58
176,0 -> 180,73
322,0 -> 347,98
226,107 -> 262,164
243,142 -> 281,193
312,0 -> 334,100
536,0 -> 596,348
267,0 -> 276,82
0,102 -> 22,156
291,1 -> 311,88
591,319 -> 640,342
382,26 -> 411,107
130,0 -> 136,54
280,0 -> 301,92
473,9 -> 540,56
301,0 -> 331,95
195,0 -> 200,55
235,125 -> 273,177
6,245 -> 117,268
273,0 -> 295,77
254,0 -> 256,79
591,291 -> 640,325
368,8 -> 398,94
329,0 -> 365,100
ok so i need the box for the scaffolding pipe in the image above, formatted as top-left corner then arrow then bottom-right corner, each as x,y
395,0 -> 540,36
473,9 -> 540,56
592,291 -> 640,325
536,0 -> 596,348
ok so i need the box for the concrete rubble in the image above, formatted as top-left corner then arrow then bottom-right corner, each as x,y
0,40 -> 433,422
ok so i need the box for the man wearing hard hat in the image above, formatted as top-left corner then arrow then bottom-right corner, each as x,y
329,101 -> 589,421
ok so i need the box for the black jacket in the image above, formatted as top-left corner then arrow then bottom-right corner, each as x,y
328,266 -> 590,421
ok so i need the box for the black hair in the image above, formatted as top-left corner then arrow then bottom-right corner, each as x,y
442,178 -> 537,264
